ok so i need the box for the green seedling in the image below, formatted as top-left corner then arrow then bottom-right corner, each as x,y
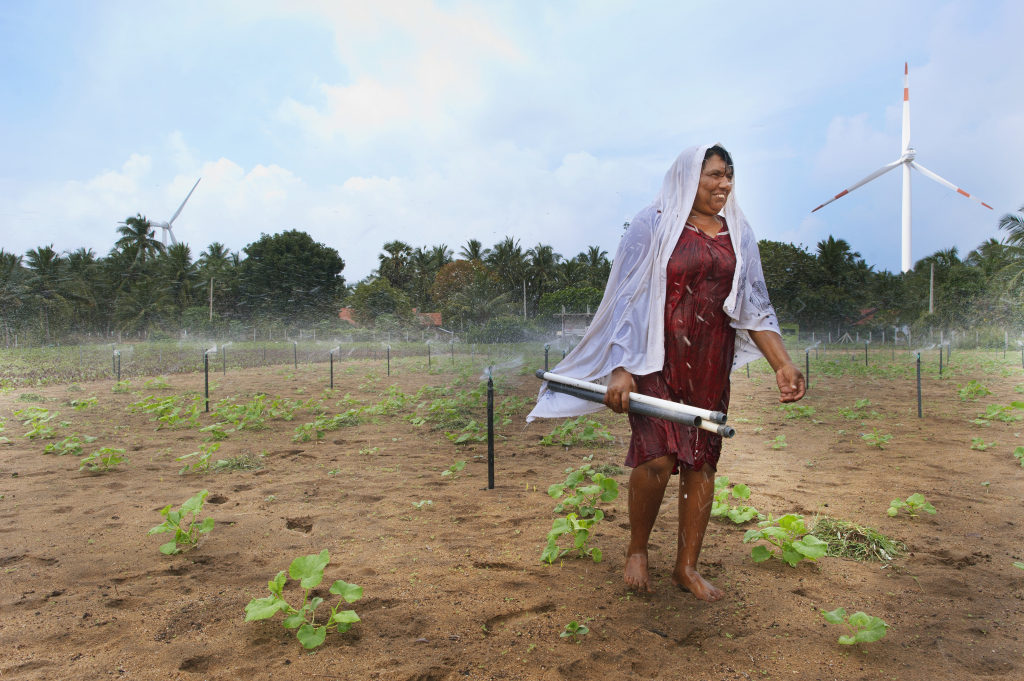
957,380 -> 991,401
974,404 -> 1023,425
861,428 -> 892,449
540,416 -> 614,448
412,500 -> 433,509
15,407 -> 58,439
837,398 -> 882,420
111,380 -> 131,394
441,460 -> 466,478
18,392 -> 44,402
742,513 -> 827,567
767,434 -> 787,450
1013,446 -> 1024,467
44,434 -> 97,456
887,493 -> 936,518
821,608 -> 888,645
244,549 -> 362,650
69,397 -> 97,411
292,409 -> 362,442
542,512 -> 605,564
448,419 -> 487,444
358,446 -> 380,456
145,376 -> 171,390
560,620 -> 590,641
710,476 -> 761,524
970,437 -> 994,451
79,447 -> 127,472
176,442 -> 222,474
779,403 -> 815,419
148,489 -> 215,554
548,463 -> 619,519
201,422 -> 231,441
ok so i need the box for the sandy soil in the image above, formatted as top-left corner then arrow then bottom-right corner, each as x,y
1,353 -> 1023,681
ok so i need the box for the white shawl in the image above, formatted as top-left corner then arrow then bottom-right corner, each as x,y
527,144 -> 780,422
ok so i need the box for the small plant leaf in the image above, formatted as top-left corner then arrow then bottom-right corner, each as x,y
821,608 -> 847,625
245,596 -> 288,621
290,549 -> 330,589
329,580 -> 364,603
296,623 -> 327,649
751,545 -> 772,562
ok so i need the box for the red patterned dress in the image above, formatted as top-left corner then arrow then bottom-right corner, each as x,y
625,219 -> 737,473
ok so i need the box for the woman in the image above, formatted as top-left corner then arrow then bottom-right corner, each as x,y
528,144 -> 804,601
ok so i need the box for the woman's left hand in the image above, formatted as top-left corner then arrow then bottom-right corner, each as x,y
775,363 -> 805,403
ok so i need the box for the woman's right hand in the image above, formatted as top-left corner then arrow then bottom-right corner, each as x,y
604,367 -> 637,413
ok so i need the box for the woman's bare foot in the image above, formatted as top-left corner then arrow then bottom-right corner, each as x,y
671,565 -> 723,602
624,553 -> 653,593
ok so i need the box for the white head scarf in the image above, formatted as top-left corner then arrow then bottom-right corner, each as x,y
527,144 -> 780,421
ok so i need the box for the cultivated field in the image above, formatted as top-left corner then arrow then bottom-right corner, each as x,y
1,344 -> 1023,680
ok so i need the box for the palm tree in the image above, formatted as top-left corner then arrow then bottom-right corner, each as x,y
24,245 -> 69,343
0,250 -> 24,345
64,247 -> 104,334
579,245 -> 611,289
526,243 -> 562,316
377,240 -> 414,294
160,243 -> 196,322
999,204 -> 1024,246
458,239 -> 490,262
116,214 -> 165,267
486,237 -> 528,300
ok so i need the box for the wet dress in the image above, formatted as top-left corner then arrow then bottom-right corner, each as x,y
625,218 -> 737,473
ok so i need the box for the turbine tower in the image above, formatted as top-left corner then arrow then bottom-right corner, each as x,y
150,178 -> 202,246
812,63 -> 992,273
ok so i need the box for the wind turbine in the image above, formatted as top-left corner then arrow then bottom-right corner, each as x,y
150,178 -> 201,246
812,63 -> 992,273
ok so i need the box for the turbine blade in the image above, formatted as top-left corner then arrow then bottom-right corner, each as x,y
168,227 -> 178,246
910,162 -> 994,209
168,177 -> 201,224
811,159 -> 903,213
902,62 -> 910,153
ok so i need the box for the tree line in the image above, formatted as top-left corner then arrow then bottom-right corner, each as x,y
1,206 -> 1022,346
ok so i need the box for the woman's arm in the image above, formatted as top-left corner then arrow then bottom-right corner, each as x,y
747,329 -> 805,403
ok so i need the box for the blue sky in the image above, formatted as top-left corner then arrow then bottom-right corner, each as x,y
2,0 -> 1022,282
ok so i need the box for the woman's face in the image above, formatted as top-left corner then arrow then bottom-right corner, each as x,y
692,154 -> 734,216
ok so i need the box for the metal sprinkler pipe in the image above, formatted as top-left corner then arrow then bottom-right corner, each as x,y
805,350 -> 810,391
916,352 -> 922,418
487,366 -> 495,490
544,343 -> 550,371
293,341 -> 298,369
387,345 -> 391,377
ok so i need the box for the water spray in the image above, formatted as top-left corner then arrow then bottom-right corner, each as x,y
204,346 -> 218,412
536,370 -> 734,437
222,341 -> 233,376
